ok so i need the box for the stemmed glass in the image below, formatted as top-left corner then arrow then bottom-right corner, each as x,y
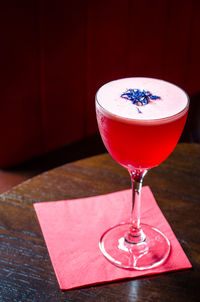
95,77 -> 189,270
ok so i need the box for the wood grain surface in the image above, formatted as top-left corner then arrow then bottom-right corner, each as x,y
0,143 -> 199,301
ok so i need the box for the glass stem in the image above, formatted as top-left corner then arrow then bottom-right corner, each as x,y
125,169 -> 148,244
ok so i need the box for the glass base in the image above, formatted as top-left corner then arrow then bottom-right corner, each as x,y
99,223 -> 170,270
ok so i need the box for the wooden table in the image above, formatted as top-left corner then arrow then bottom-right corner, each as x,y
0,143 -> 199,302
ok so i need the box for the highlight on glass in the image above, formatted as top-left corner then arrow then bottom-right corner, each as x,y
95,77 -> 189,270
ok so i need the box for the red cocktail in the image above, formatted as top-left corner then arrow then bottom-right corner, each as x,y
96,77 -> 189,269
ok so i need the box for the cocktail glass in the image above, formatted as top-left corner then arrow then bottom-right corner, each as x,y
95,77 -> 189,270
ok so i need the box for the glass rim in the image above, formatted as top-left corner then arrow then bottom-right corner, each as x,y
95,77 -> 190,123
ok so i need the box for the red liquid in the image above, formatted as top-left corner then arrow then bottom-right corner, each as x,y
97,106 -> 188,170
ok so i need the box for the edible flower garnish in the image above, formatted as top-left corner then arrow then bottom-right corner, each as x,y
121,89 -> 160,113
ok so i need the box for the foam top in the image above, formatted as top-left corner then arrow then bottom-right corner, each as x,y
96,78 -> 189,121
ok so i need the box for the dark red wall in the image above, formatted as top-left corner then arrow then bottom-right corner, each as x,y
0,0 -> 199,167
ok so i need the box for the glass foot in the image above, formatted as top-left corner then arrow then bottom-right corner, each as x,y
99,223 -> 170,270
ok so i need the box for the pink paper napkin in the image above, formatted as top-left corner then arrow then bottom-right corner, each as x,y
34,186 -> 192,290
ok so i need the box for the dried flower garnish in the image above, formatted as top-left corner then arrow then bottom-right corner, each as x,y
121,89 -> 160,113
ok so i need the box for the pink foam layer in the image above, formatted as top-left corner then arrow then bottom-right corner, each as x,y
96,78 -> 189,122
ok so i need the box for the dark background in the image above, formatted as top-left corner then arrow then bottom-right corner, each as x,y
0,0 -> 199,172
